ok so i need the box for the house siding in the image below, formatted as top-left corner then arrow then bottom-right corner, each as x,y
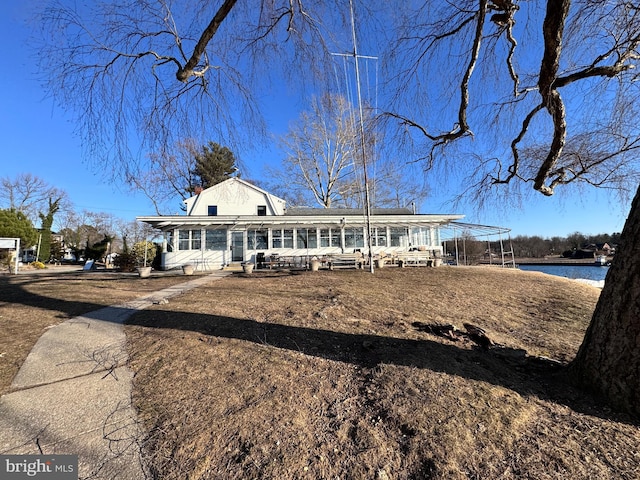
184,178 -> 285,216
138,178 -> 462,271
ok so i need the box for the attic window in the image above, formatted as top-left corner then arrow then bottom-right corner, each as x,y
257,205 -> 267,216
208,205 -> 218,216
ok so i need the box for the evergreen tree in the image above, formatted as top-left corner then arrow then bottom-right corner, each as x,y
85,235 -> 113,261
0,209 -> 39,249
38,198 -> 62,262
192,141 -> 238,190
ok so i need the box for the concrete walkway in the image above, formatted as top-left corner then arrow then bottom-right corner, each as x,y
0,271 -> 230,479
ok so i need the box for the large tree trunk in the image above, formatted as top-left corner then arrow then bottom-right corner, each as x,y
570,184 -> 640,417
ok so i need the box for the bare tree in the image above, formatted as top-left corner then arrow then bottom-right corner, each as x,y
58,209 -> 119,260
384,0 -> 640,416
367,155 -> 428,209
274,93 -> 425,209
275,94 -> 361,208
385,0 -> 640,196
116,219 -> 159,246
0,173 -> 70,224
128,139 -> 201,214
36,0 -> 344,184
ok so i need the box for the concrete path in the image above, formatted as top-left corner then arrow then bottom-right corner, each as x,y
0,271 -> 230,479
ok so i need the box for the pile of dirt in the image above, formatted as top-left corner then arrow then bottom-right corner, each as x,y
126,267 -> 640,479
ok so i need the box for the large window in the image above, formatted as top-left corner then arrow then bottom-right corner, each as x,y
411,227 -> 432,246
344,227 -> 365,249
271,229 -> 294,249
205,229 -> 227,250
247,229 -> 268,250
320,228 -> 341,247
390,227 -> 408,247
296,228 -> 318,249
373,227 -> 387,247
178,229 -> 202,250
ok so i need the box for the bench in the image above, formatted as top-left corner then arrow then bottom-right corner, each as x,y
397,252 -> 433,267
264,255 -> 299,269
328,253 -> 364,270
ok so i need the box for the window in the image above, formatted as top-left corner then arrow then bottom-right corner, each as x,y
331,229 -> 341,247
411,227 -> 430,246
373,227 -> 387,247
271,229 -> 294,249
178,229 -> 202,250
390,227 -> 408,247
272,229 -> 282,248
257,205 -> 267,216
179,230 -> 189,250
296,228 -> 317,249
283,229 -> 294,248
247,229 -> 268,250
320,229 -> 329,247
320,228 -> 341,247
192,230 -> 201,250
208,205 -> 218,216
205,229 -> 227,250
344,228 -> 365,249
166,231 -> 174,252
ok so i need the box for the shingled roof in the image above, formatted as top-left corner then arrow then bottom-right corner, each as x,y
285,207 -> 414,216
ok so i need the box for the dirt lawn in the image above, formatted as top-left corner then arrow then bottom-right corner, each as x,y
0,269 -> 193,395
126,266 -> 640,479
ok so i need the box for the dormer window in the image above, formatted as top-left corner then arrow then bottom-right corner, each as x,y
257,205 -> 267,216
208,205 -> 218,216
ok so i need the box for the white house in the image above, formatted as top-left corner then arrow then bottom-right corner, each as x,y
137,178 -> 465,270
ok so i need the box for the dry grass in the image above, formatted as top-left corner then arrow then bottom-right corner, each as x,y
0,268 -> 193,395
126,266 -> 640,479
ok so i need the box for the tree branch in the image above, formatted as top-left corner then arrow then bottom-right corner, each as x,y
533,0 -> 571,195
176,0 -> 239,82
491,103 -> 545,185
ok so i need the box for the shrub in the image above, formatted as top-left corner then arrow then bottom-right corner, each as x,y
132,241 -> 157,267
113,251 -> 137,272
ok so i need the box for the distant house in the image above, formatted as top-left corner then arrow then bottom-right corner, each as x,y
583,243 -> 614,256
570,249 -> 597,259
137,178 -> 465,271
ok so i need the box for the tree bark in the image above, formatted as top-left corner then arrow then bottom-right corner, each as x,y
570,183 -> 640,417
534,0 -> 571,195
176,0 -> 238,83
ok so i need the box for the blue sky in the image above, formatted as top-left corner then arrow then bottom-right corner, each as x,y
0,3 -> 632,238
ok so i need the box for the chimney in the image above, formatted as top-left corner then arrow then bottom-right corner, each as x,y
194,186 -> 203,195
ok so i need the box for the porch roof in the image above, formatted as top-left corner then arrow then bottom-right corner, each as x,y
136,213 -> 465,231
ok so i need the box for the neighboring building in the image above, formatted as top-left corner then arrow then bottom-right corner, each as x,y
584,243 -> 614,256
20,232 -> 74,263
21,247 -> 37,263
137,178 -> 465,271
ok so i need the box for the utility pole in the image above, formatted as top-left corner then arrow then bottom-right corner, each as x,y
332,0 -> 377,272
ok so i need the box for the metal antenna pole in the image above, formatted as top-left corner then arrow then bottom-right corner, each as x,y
349,0 -> 374,273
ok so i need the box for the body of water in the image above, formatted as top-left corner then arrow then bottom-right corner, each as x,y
519,264 -> 609,282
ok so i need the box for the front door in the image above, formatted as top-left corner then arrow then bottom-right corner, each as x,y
231,232 -> 244,262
